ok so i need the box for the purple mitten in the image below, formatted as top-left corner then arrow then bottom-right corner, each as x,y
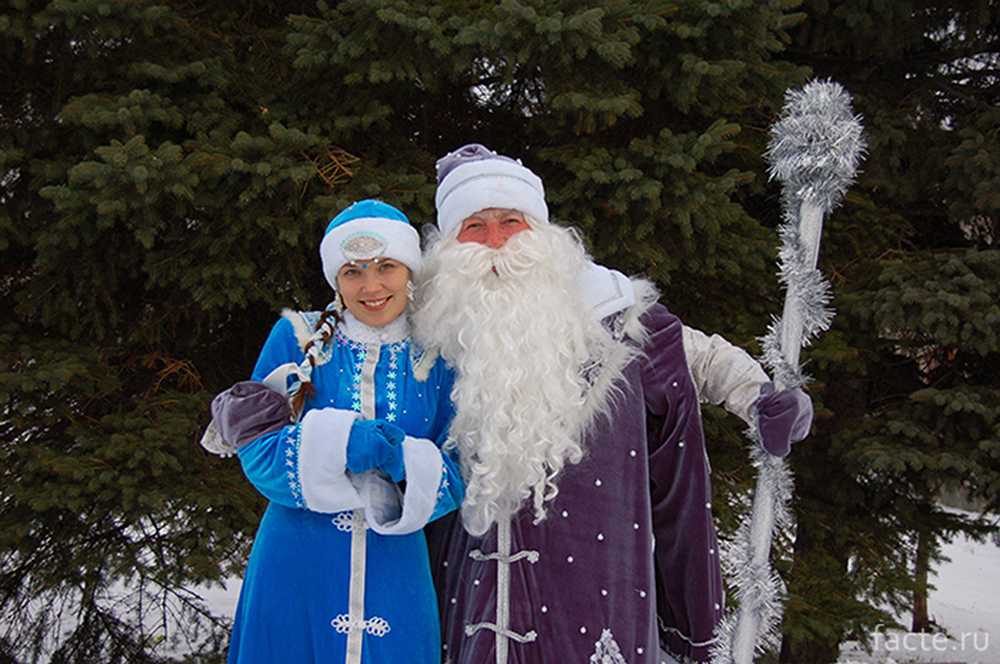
210,381 -> 291,450
755,382 -> 813,457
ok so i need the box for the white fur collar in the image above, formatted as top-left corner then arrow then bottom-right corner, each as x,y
340,310 -> 410,345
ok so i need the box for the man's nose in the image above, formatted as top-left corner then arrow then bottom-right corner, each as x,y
485,224 -> 507,249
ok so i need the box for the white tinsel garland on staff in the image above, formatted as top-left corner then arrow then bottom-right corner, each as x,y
710,80 -> 866,664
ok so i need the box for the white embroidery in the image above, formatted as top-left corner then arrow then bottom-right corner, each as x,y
285,425 -> 304,507
331,511 -> 356,532
337,330 -> 368,413
385,341 -> 405,422
436,463 -> 451,503
336,333 -> 409,420
589,628 -> 627,664
330,614 -> 391,637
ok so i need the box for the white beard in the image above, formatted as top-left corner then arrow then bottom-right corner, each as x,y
413,222 -> 633,536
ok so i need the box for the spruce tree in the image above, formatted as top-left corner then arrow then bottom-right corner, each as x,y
9,2 -> 997,663
2,1 -> 807,659
777,2 -> 1000,662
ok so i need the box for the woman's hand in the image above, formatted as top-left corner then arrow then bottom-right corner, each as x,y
346,419 -> 407,482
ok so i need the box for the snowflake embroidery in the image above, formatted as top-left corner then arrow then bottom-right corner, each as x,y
436,465 -> 451,502
336,331 -> 369,414
284,425 -> 304,507
589,628 -> 627,664
382,342 -> 406,423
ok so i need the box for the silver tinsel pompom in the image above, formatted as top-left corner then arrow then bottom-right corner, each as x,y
765,79 -> 866,212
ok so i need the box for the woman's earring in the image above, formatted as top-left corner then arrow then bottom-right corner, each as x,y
332,291 -> 344,313
406,280 -> 415,303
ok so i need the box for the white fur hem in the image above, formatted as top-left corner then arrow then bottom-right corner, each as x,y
298,408 -> 364,513
364,436 -> 443,535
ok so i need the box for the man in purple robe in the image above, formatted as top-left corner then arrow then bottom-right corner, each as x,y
415,144 -> 812,664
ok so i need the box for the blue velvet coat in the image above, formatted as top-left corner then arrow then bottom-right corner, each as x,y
227,311 -> 463,664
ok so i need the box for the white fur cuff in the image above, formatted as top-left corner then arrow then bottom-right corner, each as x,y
364,436 -> 444,535
298,408 -> 365,513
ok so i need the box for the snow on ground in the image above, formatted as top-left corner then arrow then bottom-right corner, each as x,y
200,516 -> 999,664
837,517 -> 999,664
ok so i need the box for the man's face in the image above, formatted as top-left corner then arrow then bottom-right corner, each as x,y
456,208 -> 531,248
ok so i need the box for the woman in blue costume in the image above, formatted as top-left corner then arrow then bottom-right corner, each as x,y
205,200 -> 464,664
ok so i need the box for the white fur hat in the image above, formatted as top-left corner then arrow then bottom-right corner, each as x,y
434,144 -> 548,238
319,199 -> 421,290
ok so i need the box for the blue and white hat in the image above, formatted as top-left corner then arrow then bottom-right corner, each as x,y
435,144 -> 549,239
319,199 -> 422,290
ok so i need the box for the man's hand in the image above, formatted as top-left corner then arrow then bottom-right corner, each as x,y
346,419 -> 407,482
755,382 -> 813,457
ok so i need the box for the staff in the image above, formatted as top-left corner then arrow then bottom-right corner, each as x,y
717,80 -> 867,664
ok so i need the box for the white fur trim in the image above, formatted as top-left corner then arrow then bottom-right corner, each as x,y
579,262 -> 636,320
340,310 -> 409,345
281,309 -> 317,351
435,159 -> 548,238
261,362 -> 303,397
411,347 -> 438,382
199,418 -> 235,457
622,277 -> 660,344
320,217 -> 422,289
363,436 -> 444,535
298,408 -> 365,513
580,323 -> 637,433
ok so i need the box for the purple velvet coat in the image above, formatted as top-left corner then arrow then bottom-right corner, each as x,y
427,303 -> 724,664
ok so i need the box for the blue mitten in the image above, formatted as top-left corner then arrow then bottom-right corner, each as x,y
755,382 -> 814,457
346,419 -> 407,482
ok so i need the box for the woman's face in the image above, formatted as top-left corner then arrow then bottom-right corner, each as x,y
336,259 -> 411,328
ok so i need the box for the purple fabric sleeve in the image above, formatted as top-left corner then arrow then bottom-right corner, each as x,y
211,381 -> 291,450
640,303 -> 725,662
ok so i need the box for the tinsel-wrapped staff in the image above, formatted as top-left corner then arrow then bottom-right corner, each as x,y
711,80 -> 866,664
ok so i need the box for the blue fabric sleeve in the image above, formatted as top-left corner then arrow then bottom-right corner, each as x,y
427,361 -> 463,522
237,424 -> 306,509
429,444 -> 464,522
233,317 -> 310,508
